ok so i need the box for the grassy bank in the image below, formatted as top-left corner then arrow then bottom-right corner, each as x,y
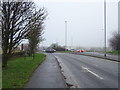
2,53 -> 46,88
0,63 -> 1,89
107,50 -> 120,55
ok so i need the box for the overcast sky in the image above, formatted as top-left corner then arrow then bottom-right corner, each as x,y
33,0 -> 119,48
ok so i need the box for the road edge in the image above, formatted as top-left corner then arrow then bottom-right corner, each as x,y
72,53 -> 119,63
53,55 -> 80,88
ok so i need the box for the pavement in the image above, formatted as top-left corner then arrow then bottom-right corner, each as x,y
25,53 -> 66,88
54,53 -> 118,88
73,52 -> 119,62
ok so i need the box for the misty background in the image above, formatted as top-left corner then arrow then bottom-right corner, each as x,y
33,0 -> 118,49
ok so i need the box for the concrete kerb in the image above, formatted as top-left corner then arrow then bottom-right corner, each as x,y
73,53 -> 120,63
53,55 -> 80,88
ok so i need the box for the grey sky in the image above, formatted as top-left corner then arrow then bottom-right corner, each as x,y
33,0 -> 118,48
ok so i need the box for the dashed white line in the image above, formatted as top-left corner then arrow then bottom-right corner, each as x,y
82,66 -> 104,80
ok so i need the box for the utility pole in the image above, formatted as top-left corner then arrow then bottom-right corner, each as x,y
65,21 -> 67,51
104,0 -> 107,57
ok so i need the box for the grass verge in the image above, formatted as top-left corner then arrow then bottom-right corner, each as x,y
106,50 -> 120,55
0,63 -> 1,89
2,53 -> 46,88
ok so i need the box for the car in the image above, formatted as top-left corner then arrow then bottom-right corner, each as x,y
53,49 -> 56,52
76,50 -> 85,53
45,49 -> 56,53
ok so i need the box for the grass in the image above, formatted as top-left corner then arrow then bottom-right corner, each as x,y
0,63 -> 1,89
2,53 -> 46,88
107,50 -> 120,55
0,54 -> 2,89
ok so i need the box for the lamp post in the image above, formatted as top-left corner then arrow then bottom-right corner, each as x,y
65,21 -> 67,51
71,37 -> 73,50
104,0 -> 107,57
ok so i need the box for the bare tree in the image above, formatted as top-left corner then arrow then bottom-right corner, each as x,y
27,8 -> 47,57
0,0 -> 44,67
109,32 -> 120,51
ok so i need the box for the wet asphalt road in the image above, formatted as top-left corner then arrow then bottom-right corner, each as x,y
54,53 -> 118,88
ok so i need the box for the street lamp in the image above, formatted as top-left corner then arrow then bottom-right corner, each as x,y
65,21 -> 67,51
104,0 -> 107,57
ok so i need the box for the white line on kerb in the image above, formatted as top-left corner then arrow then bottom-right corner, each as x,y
82,66 -> 104,80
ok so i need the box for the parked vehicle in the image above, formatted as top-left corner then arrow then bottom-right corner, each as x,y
45,49 -> 56,53
76,50 -> 85,53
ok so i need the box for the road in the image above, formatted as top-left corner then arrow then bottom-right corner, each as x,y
53,53 -> 118,88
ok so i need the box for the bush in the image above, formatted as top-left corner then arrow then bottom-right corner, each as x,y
12,51 -> 26,57
109,32 -> 120,50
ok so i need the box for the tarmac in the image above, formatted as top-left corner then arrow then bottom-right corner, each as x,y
25,53 -> 66,88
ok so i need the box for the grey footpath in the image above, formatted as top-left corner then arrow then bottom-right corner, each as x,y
25,53 -> 66,88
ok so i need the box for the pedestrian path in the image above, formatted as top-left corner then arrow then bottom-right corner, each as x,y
25,53 -> 66,88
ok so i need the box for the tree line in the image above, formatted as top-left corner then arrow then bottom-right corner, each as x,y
0,0 -> 47,67
49,43 -> 66,51
109,32 -> 120,51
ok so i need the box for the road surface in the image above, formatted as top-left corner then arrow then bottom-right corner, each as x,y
53,53 -> 118,88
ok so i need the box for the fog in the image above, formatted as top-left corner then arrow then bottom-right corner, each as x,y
33,0 -> 118,48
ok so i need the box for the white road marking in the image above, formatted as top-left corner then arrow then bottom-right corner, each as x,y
82,66 -> 104,80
